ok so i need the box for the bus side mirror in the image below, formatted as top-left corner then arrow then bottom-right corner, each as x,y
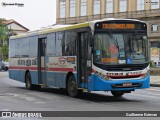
89,36 -> 94,47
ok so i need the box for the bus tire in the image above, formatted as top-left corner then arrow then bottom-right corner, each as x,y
67,75 -> 79,97
111,91 -> 124,97
25,72 -> 34,90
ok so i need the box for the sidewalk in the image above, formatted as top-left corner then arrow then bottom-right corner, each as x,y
0,71 -> 8,77
150,76 -> 160,87
150,68 -> 160,87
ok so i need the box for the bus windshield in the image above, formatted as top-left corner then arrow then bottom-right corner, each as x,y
94,32 -> 149,65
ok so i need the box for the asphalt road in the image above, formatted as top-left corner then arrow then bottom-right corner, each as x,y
0,71 -> 160,120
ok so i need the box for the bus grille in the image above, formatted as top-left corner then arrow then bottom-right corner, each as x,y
98,63 -> 149,71
109,75 -> 142,79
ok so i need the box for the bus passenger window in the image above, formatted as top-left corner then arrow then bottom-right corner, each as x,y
46,33 -> 56,56
64,31 -> 77,56
55,32 -> 63,56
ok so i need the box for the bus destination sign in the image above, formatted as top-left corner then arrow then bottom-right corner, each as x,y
95,21 -> 147,30
102,23 -> 135,29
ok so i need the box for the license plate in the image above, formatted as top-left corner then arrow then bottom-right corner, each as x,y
123,83 -> 132,87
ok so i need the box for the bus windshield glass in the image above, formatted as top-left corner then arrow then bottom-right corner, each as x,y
94,32 -> 149,65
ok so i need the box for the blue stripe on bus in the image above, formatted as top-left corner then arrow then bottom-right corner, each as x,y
9,70 -> 39,84
9,70 -> 77,88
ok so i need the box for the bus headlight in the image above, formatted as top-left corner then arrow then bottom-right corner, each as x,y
103,76 -> 109,80
94,71 -> 109,80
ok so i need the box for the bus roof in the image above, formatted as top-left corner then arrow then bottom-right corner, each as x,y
10,22 -> 89,39
10,18 -> 146,40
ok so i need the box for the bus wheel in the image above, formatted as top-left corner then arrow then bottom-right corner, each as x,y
111,91 -> 124,97
67,75 -> 79,97
25,72 -> 33,90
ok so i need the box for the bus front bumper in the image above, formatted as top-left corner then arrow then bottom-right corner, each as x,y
87,74 -> 150,91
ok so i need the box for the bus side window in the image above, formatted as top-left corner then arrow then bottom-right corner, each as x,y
21,38 -> 29,57
71,31 -> 77,56
64,31 -> 77,56
55,32 -> 63,56
29,36 -> 38,57
9,40 -> 16,58
64,31 -> 69,56
47,33 -> 56,56
15,38 -> 21,57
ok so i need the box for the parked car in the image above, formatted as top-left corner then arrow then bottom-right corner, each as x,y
0,61 -> 9,71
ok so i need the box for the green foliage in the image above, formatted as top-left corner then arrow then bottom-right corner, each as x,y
149,61 -> 155,68
0,18 -> 12,61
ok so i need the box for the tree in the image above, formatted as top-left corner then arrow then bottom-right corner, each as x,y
0,18 -> 12,61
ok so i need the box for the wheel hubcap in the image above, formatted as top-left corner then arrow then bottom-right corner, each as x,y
70,81 -> 76,91
26,74 -> 31,88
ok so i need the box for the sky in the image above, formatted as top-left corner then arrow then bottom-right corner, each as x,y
0,0 -> 56,31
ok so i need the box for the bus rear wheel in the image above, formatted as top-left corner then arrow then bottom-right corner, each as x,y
25,72 -> 34,90
25,72 -> 41,90
111,91 -> 124,97
67,75 -> 79,97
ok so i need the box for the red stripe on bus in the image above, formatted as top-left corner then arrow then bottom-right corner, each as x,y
49,68 -> 74,72
9,66 -> 38,70
9,66 -> 74,72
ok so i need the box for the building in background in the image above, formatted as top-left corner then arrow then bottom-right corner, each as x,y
2,19 -> 29,35
56,0 -> 160,65
0,19 -> 29,61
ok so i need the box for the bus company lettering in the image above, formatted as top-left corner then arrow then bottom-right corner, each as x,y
18,59 -> 37,66
106,71 -> 142,76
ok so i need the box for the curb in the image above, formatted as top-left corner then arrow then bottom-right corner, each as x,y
150,84 -> 160,87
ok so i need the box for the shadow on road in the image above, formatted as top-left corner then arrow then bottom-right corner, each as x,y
16,87 -> 142,103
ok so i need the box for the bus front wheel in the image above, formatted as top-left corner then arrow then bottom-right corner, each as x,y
111,91 -> 124,97
67,75 -> 79,97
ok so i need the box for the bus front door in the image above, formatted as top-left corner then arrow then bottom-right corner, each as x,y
78,32 -> 92,89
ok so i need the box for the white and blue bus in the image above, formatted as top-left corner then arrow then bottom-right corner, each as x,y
9,18 -> 150,97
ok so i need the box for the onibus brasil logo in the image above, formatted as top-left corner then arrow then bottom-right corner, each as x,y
1,2 -> 24,7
